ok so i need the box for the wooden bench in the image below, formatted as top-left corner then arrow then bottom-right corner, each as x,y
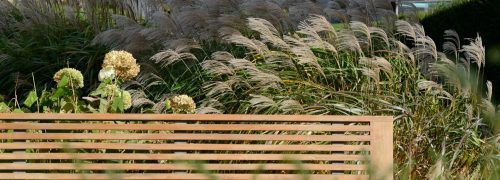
0,114 -> 393,180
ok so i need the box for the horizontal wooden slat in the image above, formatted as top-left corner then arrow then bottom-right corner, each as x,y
0,163 -> 367,171
0,153 -> 366,161
0,123 -> 371,131
0,133 -> 371,141
0,143 -> 370,151
0,113 -> 392,122
0,173 -> 369,180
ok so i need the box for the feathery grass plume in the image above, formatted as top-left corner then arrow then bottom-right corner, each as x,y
296,23 -> 337,53
201,60 -> 234,76
92,15 -> 152,53
203,81 -> 234,99
219,27 -> 265,54
430,54 -> 472,96
359,57 -> 393,75
228,58 -> 259,72
163,38 -> 202,53
284,35 -> 325,76
199,98 -> 225,110
336,30 -> 362,54
263,51 -> 297,71
413,24 -> 426,38
248,94 -> 278,114
443,30 -> 460,60
279,99 -> 304,114
239,0 -> 291,32
461,35 -> 486,69
414,36 -> 438,73
369,26 -> 390,48
391,39 -> 416,64
103,50 -> 141,81
248,70 -> 283,90
417,80 -> 453,99
128,89 -> 155,108
151,94 -> 170,113
170,5 -> 213,40
150,49 -> 198,69
225,76 -> 252,90
285,1 -> 324,25
298,14 -> 337,38
361,67 -> 380,83
395,20 -> 417,41
247,17 -> 290,50
53,68 -> 84,88
252,39 -> 271,52
211,51 -> 235,62
486,81 -> 493,101
350,21 -> 372,49
133,72 -> 165,91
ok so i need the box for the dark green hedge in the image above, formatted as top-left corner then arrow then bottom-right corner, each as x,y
421,0 -> 500,102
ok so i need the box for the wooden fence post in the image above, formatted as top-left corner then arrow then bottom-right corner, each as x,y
370,117 -> 393,180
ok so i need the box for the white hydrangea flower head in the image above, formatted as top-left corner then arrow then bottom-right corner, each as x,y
102,50 -> 140,80
98,66 -> 116,82
170,95 -> 196,114
53,68 -> 84,88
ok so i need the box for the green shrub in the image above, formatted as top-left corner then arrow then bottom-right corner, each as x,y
420,0 -> 500,102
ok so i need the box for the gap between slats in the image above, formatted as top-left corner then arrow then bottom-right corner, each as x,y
0,143 -> 371,151
0,153 -> 367,161
0,133 -> 371,141
0,123 -> 371,131
0,163 -> 368,171
0,113 -> 391,123
0,173 -> 370,180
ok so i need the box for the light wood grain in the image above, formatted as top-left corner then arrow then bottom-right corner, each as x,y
0,153 -> 365,161
0,123 -> 371,131
0,132 -> 371,141
0,142 -> 371,151
0,173 -> 369,180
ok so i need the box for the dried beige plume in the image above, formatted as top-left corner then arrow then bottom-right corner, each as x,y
201,60 -> 234,76
219,27 -> 265,54
203,81 -> 234,99
279,100 -> 304,114
150,49 -> 198,68
284,35 -> 325,76
247,17 -> 289,50
359,57 -> 393,75
461,35 -> 486,69
249,94 -> 278,114
228,58 -> 259,72
395,20 -> 416,41
248,70 -> 283,90
486,80 -> 493,101
336,30 -> 362,54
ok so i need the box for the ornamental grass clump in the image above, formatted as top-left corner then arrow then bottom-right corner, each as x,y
53,68 -> 84,88
102,50 -> 140,81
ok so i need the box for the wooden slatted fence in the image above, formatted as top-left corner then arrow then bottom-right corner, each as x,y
0,114 -> 393,180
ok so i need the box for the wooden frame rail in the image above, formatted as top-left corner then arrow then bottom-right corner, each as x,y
0,114 -> 393,180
